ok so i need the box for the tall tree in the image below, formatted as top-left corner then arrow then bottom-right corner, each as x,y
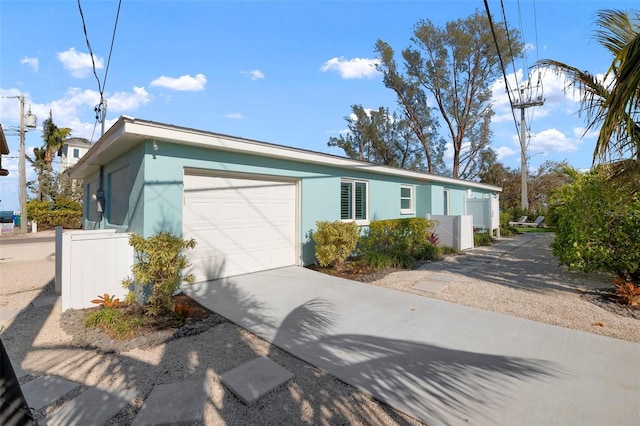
27,117 -> 73,202
328,104 -> 425,170
479,159 -> 571,214
536,9 -> 639,173
377,11 -> 522,179
375,41 -> 444,174
25,147 -> 47,201
42,117 -> 71,172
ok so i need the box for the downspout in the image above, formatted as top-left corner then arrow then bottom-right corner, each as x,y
96,165 -> 105,228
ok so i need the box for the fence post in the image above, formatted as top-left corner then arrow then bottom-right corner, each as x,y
55,226 -> 62,294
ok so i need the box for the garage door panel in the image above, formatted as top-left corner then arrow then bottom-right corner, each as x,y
184,174 -> 297,282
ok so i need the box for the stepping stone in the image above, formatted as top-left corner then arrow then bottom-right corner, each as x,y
428,273 -> 454,283
32,296 -> 60,309
131,377 -> 212,426
457,257 -> 489,264
42,386 -> 138,426
220,356 -> 294,405
0,309 -> 22,323
414,281 -> 448,294
22,376 -> 80,411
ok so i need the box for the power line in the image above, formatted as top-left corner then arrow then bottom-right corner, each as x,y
483,0 -> 520,136
77,0 -> 122,133
533,0 -> 540,63
516,0 -> 528,74
500,0 -> 520,98
102,0 -> 122,97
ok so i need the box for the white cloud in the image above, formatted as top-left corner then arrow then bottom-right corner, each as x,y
21,56 -> 39,72
529,128 -> 581,153
225,113 -> 244,119
150,73 -> 207,91
348,108 -> 374,122
495,146 -> 517,159
107,86 -> 151,111
241,70 -> 265,80
321,57 -> 380,79
57,47 -> 103,78
572,126 -> 599,140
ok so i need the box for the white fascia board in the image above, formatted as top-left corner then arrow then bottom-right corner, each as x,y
72,116 -> 501,193
68,116 -> 129,178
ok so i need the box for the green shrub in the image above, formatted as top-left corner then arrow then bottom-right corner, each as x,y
312,221 -> 360,268
52,197 -> 82,211
549,169 -> 640,282
26,199 -> 82,229
474,232 -> 493,247
122,232 -> 197,316
357,218 -> 435,268
85,307 -> 121,328
416,242 -> 441,260
439,246 -> 459,255
361,251 -> 394,270
360,218 -> 434,255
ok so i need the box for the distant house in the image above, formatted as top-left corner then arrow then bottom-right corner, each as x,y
69,116 -> 501,282
60,137 -> 91,171
0,124 -> 9,177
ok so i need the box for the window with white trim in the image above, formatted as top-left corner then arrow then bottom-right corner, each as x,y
341,179 -> 368,222
73,148 -> 80,158
400,185 -> 414,214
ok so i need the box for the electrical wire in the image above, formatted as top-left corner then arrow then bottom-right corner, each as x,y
533,0 -> 540,63
483,0 -> 520,137
77,0 -> 122,125
77,0 -> 102,95
102,0 -> 122,98
516,0 -> 528,74
500,0 -> 520,100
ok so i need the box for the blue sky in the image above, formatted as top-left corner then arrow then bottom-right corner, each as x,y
0,0 -> 635,211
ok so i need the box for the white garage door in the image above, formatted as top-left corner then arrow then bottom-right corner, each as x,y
183,173 -> 297,282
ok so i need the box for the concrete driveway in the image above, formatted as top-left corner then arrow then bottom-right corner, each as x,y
184,264 -> 640,425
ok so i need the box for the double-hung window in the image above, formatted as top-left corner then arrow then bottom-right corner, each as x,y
341,179 -> 368,223
400,185 -> 414,214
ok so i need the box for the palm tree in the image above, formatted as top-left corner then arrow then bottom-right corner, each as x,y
536,9 -> 640,165
41,116 -> 71,172
25,147 -> 47,201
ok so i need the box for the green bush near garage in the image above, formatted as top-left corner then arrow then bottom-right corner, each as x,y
358,218 -> 439,268
313,221 -> 360,269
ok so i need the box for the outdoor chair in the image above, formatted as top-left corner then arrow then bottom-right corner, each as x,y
508,215 -> 528,226
519,215 -> 545,227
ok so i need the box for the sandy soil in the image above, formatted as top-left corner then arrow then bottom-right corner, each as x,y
369,233 -> 640,343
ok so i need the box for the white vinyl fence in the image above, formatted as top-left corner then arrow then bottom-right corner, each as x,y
56,228 -> 134,311
466,196 -> 501,237
427,215 -> 474,251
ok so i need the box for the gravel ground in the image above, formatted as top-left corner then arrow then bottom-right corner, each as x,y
369,233 -> 640,343
1,231 -> 638,425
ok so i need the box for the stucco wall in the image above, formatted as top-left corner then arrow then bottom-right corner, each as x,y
140,140 -> 428,265
89,138 -> 500,266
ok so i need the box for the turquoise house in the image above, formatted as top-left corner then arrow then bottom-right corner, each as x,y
70,116 -> 501,282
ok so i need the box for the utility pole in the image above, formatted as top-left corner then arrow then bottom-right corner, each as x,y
6,95 -> 37,234
18,96 -> 26,235
512,77 -> 544,210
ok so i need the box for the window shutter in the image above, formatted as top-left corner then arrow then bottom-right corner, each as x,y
355,182 -> 366,220
341,182 -> 352,220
